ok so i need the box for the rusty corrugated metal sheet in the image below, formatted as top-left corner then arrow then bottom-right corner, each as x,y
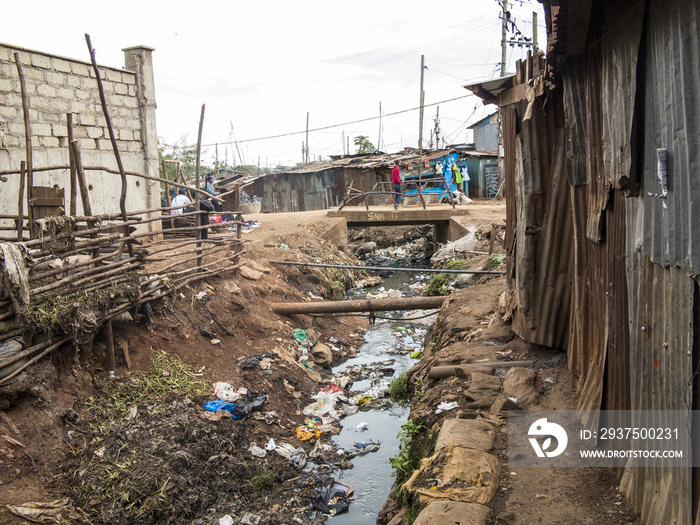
625,0 -> 700,276
506,93 -> 573,349
501,105 -> 517,255
569,188 -> 630,420
600,2 -> 645,191
619,253 -> 694,525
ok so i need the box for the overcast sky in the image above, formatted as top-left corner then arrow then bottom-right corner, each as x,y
2,0 -> 545,169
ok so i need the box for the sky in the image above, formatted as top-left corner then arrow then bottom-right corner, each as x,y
2,0 -> 546,169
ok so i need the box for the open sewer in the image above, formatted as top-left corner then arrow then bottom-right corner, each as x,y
326,270 -> 434,524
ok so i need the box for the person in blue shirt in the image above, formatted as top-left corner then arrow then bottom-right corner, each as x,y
205,175 -> 221,212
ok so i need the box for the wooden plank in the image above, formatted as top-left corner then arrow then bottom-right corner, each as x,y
30,198 -> 65,207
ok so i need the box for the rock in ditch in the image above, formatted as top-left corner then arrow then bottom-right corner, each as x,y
311,342 -> 332,368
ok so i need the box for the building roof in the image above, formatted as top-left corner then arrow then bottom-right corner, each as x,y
462,74 -> 516,105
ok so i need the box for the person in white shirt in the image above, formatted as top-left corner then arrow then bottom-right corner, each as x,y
171,189 -> 191,215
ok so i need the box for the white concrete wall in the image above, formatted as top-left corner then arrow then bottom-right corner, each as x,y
0,42 -> 160,238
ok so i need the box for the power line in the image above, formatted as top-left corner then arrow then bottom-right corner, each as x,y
166,94 -> 474,150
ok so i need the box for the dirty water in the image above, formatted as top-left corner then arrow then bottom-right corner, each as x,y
327,268 -> 431,524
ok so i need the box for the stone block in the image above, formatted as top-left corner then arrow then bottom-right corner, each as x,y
33,123 -> 53,136
39,136 -> 60,148
414,501 -> 490,525
53,58 -> 71,73
65,75 -> 81,88
132,130 -> 141,141
30,53 -> 51,69
118,129 -> 132,141
39,112 -> 60,123
78,113 -> 96,126
52,124 -> 68,137
70,101 -> 88,114
101,81 -> 114,93
71,62 -> 90,76
97,139 -> 112,150
123,73 -> 136,85
8,122 -> 25,134
79,138 -> 96,150
106,69 -> 122,82
114,83 -> 128,95
45,71 -> 66,86
0,77 -> 16,92
23,68 -> 43,81
73,89 -> 90,100
86,127 -> 103,139
0,47 -> 11,61
109,94 -> 124,106
128,85 -> 136,96
435,418 -> 496,452
123,96 -> 138,108
51,98 -> 69,112
128,141 -> 142,152
0,106 -> 17,119
57,87 -> 74,99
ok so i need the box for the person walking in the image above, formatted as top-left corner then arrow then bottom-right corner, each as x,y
391,162 -> 402,207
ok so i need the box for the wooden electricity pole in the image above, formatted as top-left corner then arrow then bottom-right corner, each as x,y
501,0 -> 509,76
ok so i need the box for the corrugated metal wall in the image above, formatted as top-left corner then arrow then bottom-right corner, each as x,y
620,253 -> 694,525
262,169 -> 383,212
503,93 -> 573,350
626,0 -> 700,276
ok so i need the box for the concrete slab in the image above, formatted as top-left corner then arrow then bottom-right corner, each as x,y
414,501 -> 490,525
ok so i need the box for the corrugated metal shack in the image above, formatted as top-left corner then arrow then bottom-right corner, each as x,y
261,149 -> 464,212
466,0 -> 700,523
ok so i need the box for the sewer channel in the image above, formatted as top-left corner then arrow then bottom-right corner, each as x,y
327,270 -> 434,524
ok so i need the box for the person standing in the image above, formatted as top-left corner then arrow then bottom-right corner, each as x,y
204,175 -> 221,212
170,188 -> 191,215
391,162 -> 402,207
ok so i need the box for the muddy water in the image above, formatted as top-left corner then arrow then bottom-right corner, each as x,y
328,270 -> 432,524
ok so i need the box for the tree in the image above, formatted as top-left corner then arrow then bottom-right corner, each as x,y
354,135 -> 376,154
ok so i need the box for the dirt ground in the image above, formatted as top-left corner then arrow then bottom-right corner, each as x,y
0,199 -> 638,525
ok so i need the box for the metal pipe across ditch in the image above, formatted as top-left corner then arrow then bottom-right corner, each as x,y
267,260 -> 505,275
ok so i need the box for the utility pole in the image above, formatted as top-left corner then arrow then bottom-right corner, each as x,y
378,102 -> 382,151
418,54 -> 425,180
347,135 -> 350,156
501,0 -> 508,76
302,141 -> 305,163
533,11 -> 538,52
433,106 -> 440,150
305,112 -> 310,163
342,130 -> 345,156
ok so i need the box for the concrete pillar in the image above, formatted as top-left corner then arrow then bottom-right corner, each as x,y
123,45 -> 161,235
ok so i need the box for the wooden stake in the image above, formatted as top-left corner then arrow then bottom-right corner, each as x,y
85,34 -> 133,257
16,161 -> 25,241
14,53 -> 34,238
195,104 -> 205,270
105,320 -> 116,375
67,113 -> 77,216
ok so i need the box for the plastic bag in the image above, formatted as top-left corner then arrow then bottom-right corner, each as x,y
213,382 -> 240,402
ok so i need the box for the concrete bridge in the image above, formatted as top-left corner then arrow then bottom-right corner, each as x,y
326,204 -> 470,243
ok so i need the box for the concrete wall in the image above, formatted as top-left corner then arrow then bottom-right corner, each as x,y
0,42 -> 160,237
